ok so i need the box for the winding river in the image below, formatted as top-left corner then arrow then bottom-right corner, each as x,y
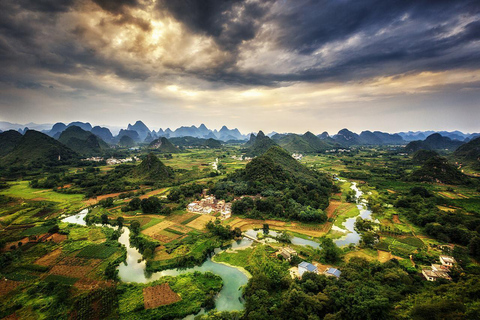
62,211 -> 323,314
333,182 -> 374,247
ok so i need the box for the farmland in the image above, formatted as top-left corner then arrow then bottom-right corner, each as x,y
1,145 -> 480,319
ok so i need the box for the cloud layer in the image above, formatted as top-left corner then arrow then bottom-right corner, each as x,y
0,0 -> 479,133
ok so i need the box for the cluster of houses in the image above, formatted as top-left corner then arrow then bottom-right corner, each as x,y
296,261 -> 342,279
187,193 -> 232,219
82,156 -> 104,162
325,149 -> 351,153
421,255 -> 457,281
292,153 -> 303,161
231,155 -> 254,161
82,156 -> 140,164
106,156 -> 140,165
280,246 -> 342,280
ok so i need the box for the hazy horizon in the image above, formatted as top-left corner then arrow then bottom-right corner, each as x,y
1,119 -> 479,137
1,1 -> 479,134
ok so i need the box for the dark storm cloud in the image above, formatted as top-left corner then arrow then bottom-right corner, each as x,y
149,0 -> 480,86
0,0 -> 479,90
157,0 -> 273,50
91,0 -> 140,14
17,0 -> 76,13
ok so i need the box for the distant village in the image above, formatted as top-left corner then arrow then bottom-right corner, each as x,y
82,156 -> 140,165
231,153 -> 303,161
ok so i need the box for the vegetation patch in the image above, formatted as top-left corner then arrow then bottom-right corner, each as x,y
143,283 -> 181,309
118,272 -> 222,319
163,228 -> 184,235
76,244 -> 118,259
44,274 -> 78,286
180,214 -> 201,225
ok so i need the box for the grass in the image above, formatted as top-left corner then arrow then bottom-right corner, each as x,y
213,247 -> 254,269
180,214 -> 201,225
21,225 -> 51,236
140,217 -> 164,231
164,228 -> 184,235
397,236 -> 425,249
4,271 -> 38,281
333,203 -> 360,229
44,274 -> 78,286
76,244 -> 118,259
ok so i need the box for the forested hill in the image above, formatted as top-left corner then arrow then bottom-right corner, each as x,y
454,136 -> 480,164
0,130 -> 78,168
243,131 -> 278,156
148,137 -> 180,153
58,125 -> 109,156
408,156 -> 471,185
133,153 -> 174,181
214,146 -> 332,222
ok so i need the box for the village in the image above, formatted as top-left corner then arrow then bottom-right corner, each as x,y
186,190 -> 232,219
82,156 -> 140,165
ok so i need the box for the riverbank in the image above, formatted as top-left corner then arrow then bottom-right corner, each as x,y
211,255 -> 253,279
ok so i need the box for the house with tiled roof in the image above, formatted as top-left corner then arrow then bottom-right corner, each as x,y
324,267 -> 342,279
298,261 -> 318,277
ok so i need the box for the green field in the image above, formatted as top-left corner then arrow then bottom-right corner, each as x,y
76,244 -> 119,259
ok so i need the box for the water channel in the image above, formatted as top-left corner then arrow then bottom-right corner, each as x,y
333,182 -> 374,247
61,182 -> 369,314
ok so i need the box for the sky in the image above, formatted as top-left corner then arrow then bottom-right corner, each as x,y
0,0 -> 480,135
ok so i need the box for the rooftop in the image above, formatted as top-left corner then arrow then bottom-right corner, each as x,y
325,268 -> 342,278
299,261 -> 317,272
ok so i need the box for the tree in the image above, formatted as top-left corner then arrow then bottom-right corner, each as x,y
320,237 -> 342,263
277,231 -> 292,243
130,220 -> 141,235
128,197 -> 141,211
117,216 -> 124,228
101,213 -> 109,225
263,223 -> 270,235
48,225 -> 60,234
360,231 -> 377,248
141,196 -> 163,214
100,197 -> 114,208
469,237 -> 480,259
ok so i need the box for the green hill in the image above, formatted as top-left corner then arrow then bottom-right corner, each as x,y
244,131 -> 278,156
168,136 -> 222,148
243,146 -> 328,186
0,130 -> 23,157
408,156 -> 470,185
273,131 -> 335,153
223,146 -> 332,221
405,133 -> 463,153
149,137 -> 180,153
1,130 -> 78,167
454,137 -> 480,162
58,126 -> 109,156
273,134 -> 313,153
118,135 -> 136,148
412,150 -> 440,164
133,153 -> 174,181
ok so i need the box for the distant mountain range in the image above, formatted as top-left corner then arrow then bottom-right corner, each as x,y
1,120 -> 479,148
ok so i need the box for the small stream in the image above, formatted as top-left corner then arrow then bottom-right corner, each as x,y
333,182 -> 374,247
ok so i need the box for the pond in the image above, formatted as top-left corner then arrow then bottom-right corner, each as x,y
334,182 -> 374,247
61,208 -> 88,226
